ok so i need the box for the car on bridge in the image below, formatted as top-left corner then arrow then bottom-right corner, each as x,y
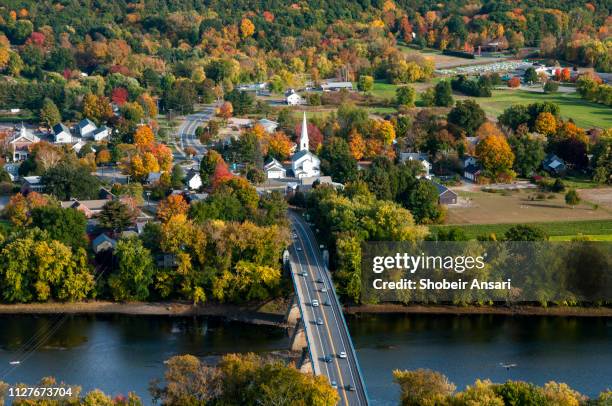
330,380 -> 338,389
312,299 -> 319,307
323,355 -> 333,363
299,271 -> 307,277
320,287 -> 328,293
316,277 -> 324,283
346,384 -> 355,391
316,318 -> 324,325
338,351 -> 347,359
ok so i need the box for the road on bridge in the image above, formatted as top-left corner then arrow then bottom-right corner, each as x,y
289,211 -> 369,406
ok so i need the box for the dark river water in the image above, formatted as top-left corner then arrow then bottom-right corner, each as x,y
0,313 -> 610,405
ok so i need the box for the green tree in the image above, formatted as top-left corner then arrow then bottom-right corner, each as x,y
447,99 -> 486,137
171,164 -> 185,188
30,206 -> 88,250
407,180 -> 444,224
97,200 -> 137,233
225,89 -> 255,115
39,98 -> 61,129
508,134 -> 545,177
41,162 -> 101,200
524,67 -> 538,84
357,75 -> 374,92
396,86 -> 416,107
565,189 -> 580,208
434,80 -> 453,107
320,137 -> 358,183
504,225 -> 548,241
108,238 -> 155,301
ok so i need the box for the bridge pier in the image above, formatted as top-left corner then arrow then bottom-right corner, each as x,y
285,295 -> 301,326
297,346 -> 314,374
289,318 -> 308,352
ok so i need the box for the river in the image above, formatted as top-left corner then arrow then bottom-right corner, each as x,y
0,313 -> 610,405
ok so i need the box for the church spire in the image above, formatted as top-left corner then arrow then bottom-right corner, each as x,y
299,112 -> 309,151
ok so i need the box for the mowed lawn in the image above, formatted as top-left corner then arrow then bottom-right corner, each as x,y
446,189 -> 612,225
432,220 -> 612,240
474,89 -> 611,129
435,188 -> 612,239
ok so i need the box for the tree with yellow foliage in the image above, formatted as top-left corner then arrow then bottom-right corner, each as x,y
534,112 -> 557,136
142,152 -> 160,174
157,195 -> 189,223
134,125 -> 155,147
375,120 -> 396,145
83,93 -> 113,125
240,18 -> 255,38
476,134 -> 515,181
267,132 -> 293,160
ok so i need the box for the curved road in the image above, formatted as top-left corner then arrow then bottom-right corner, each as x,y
289,211 -> 369,406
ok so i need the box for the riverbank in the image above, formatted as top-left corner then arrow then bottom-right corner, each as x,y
0,301 -> 288,327
1,300 -> 610,321
345,303 -> 612,317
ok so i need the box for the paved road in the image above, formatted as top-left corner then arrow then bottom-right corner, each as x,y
289,211 -> 369,406
174,106 -> 215,159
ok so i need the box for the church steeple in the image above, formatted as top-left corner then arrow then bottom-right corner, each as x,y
299,112 -> 309,151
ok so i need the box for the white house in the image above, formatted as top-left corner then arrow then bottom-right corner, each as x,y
92,126 -> 110,141
285,90 -> 305,105
462,155 -> 478,169
257,118 -> 279,134
264,158 -> 287,179
291,113 -> 320,179
399,152 -> 432,179
52,123 -> 72,144
77,118 -> 97,138
185,170 -> 202,190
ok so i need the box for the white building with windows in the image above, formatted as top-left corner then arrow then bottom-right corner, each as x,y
264,158 -> 287,179
291,113 -> 320,179
285,90 -> 305,106
53,123 -> 72,144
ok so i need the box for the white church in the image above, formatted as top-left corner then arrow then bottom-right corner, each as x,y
264,112 -> 320,180
291,112 -> 320,179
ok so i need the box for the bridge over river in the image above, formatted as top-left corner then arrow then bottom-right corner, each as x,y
286,211 -> 369,406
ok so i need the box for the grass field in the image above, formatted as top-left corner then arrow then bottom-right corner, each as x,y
431,219 -> 612,240
471,89 -> 611,129
446,189 -> 612,225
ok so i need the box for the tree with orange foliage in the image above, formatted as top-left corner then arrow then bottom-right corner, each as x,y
134,125 -> 155,147
218,102 -> 233,120
240,18 -> 255,38
3,192 -> 48,227
476,121 -> 504,139
348,130 -> 366,161
137,93 -> 158,118
534,112 -> 557,136
96,149 -> 112,165
267,132 -> 293,160
184,147 -> 197,158
157,194 -> 189,223
211,160 -> 233,188
507,77 -> 521,88
262,11 -> 274,22
476,134 -> 515,180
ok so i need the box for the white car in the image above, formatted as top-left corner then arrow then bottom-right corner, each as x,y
330,380 -> 338,389
312,300 -> 319,307
338,351 -> 347,359
296,247 -> 302,251
321,287 -> 328,293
